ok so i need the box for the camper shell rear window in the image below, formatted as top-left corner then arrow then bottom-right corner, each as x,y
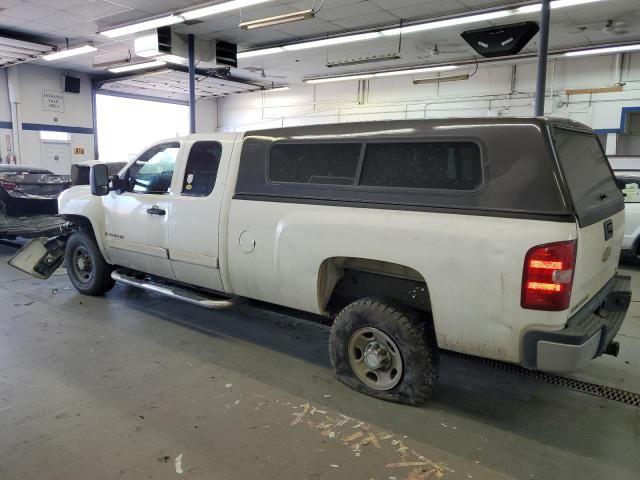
551,127 -> 623,226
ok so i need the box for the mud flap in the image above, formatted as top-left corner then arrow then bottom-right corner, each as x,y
8,235 -> 69,279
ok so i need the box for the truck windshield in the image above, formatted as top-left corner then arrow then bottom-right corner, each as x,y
551,127 -> 623,227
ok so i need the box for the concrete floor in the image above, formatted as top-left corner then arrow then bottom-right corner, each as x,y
0,243 -> 639,480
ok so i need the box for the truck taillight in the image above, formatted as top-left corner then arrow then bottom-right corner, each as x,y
521,240 -> 577,311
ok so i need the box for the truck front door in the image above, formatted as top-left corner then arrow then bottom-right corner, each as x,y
167,138 -> 233,292
103,142 -> 180,280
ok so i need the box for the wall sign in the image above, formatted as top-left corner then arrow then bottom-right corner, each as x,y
43,90 -> 65,113
74,147 -> 85,155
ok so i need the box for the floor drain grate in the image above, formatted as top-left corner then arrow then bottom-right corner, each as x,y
253,304 -> 640,407
442,350 -> 640,407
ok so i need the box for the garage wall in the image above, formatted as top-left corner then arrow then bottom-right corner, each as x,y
217,52 -> 640,147
3,64 -> 95,174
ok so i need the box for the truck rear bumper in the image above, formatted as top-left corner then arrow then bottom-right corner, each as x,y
522,275 -> 631,372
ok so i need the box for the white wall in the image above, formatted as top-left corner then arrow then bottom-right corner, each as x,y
218,52 -> 640,152
3,63 -> 95,173
196,97 -> 218,133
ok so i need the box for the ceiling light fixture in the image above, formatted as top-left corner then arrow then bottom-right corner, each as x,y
306,73 -> 375,84
99,15 -> 183,38
108,60 -> 166,73
240,9 -> 314,30
375,65 -> 457,78
327,53 -> 402,68
238,0 -> 609,59
268,86 -> 290,91
564,43 -> 640,57
305,65 -> 458,84
42,44 -> 97,61
181,0 -> 273,21
413,74 -> 471,85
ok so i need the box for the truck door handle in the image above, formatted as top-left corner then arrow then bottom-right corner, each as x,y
147,206 -> 166,216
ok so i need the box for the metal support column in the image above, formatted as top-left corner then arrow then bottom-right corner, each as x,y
188,33 -> 196,134
91,80 -> 99,160
534,0 -> 551,116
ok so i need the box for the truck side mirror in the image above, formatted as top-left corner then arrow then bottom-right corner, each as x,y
90,164 -> 110,196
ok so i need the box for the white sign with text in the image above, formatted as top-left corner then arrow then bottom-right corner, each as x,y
43,90 -> 65,113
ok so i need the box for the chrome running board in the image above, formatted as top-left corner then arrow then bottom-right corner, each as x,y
111,269 -> 239,310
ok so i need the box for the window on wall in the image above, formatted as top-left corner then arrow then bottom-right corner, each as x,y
40,131 -> 70,142
96,94 -> 188,163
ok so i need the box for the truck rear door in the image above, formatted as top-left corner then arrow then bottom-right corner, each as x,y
551,127 -> 625,312
167,137 -> 236,292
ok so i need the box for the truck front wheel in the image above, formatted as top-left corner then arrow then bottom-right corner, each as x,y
65,231 -> 115,296
329,298 -> 439,405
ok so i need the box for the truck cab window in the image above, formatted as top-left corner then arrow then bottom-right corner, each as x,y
126,142 -> 180,194
182,141 -> 222,196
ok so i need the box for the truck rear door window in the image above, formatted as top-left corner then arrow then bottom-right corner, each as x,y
270,143 -> 361,185
359,142 -> 482,191
552,128 -> 623,226
182,141 -> 222,196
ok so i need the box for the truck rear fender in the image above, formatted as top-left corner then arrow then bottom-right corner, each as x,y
318,257 -> 432,319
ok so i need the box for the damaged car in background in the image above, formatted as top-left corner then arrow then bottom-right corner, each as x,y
0,165 -> 71,239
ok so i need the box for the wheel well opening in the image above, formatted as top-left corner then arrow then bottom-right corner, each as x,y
318,257 -> 431,316
62,215 -> 95,239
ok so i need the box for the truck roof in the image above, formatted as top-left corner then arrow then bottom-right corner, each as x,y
244,117 -> 592,138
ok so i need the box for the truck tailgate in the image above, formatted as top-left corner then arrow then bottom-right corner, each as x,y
571,210 -> 623,312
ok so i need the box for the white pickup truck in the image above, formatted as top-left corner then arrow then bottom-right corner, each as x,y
10,118 -> 632,405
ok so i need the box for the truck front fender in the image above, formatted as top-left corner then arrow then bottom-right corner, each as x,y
58,186 -> 111,264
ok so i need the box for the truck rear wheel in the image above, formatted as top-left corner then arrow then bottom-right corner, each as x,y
329,298 -> 439,405
65,231 -> 115,296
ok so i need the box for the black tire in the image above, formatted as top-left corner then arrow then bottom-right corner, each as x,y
65,231 -> 115,296
329,297 -> 439,406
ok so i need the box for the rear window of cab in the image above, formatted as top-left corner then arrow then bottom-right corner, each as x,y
268,141 -> 483,192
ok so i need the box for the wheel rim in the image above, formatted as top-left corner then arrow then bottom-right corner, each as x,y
347,327 -> 403,391
72,245 -> 94,285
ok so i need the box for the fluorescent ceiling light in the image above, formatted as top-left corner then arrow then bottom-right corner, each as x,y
42,44 -> 97,61
564,43 -> 640,57
413,74 -> 470,85
306,74 -> 374,84
268,86 -> 290,91
108,60 -> 166,73
375,65 -> 457,77
383,10 -> 512,36
238,46 -> 285,58
239,9 -> 314,30
99,15 -> 183,38
238,0 -> 608,58
181,0 -> 273,21
306,65 -> 458,84
285,31 -> 383,51
517,0 -> 603,13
